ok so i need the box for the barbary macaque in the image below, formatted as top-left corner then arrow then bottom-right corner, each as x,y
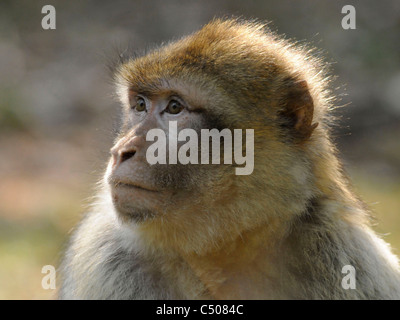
59,19 -> 400,299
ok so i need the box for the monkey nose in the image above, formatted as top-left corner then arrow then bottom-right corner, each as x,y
110,146 -> 137,168
110,135 -> 145,168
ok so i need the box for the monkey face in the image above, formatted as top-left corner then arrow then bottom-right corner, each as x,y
106,89 -> 234,224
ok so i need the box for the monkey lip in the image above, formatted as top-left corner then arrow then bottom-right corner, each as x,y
111,179 -> 159,193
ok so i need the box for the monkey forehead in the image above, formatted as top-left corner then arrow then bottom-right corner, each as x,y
117,20 -> 283,88
115,19 -> 330,121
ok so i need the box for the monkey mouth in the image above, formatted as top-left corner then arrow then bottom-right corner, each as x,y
111,179 -> 159,193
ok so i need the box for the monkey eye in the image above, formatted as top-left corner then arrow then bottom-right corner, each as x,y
134,97 -> 147,112
165,100 -> 184,115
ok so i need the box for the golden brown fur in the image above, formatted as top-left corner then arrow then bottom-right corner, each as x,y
59,18 -> 400,299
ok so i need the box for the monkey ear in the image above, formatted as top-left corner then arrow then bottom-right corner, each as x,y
279,80 -> 318,141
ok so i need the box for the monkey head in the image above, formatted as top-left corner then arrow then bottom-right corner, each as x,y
105,19 -> 328,253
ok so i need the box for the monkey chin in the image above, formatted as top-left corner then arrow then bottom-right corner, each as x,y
110,182 -> 168,224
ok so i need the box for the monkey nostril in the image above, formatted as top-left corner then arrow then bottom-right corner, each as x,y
120,150 -> 136,163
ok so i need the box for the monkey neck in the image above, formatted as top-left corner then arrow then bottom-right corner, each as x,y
179,216 -> 289,299
178,195 -> 351,299
177,177 -> 360,299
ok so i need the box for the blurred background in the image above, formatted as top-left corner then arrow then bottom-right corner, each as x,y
0,0 -> 399,299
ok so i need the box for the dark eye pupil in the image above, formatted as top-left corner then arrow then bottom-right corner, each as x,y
168,100 -> 182,114
136,98 -> 146,111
